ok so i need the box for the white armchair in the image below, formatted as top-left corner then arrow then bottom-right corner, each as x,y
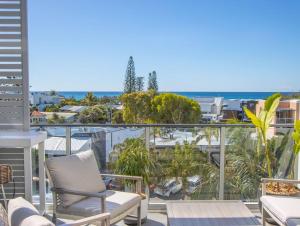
45,150 -> 142,226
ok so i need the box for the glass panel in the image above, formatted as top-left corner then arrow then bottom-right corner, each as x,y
149,127 -> 220,203
224,126 -> 295,201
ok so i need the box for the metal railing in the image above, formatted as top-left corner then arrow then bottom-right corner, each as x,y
30,123 -> 295,204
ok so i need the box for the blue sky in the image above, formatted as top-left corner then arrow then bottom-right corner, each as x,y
28,0 -> 300,92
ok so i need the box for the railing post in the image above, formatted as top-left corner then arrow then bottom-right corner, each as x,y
219,127 -> 225,200
145,127 -> 150,151
66,127 -> 71,155
38,141 -> 46,214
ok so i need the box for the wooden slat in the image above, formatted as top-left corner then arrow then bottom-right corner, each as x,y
0,78 -> 22,84
0,18 -> 20,24
0,41 -> 20,47
0,85 -> 22,92
0,11 -> 20,17
0,106 -> 23,112
0,4 -> 20,10
0,71 -> 22,76
0,26 -> 20,32
0,56 -> 21,62
0,49 -> 21,55
0,34 -> 21,39
0,93 -> 22,99
0,99 -> 23,106
0,63 -> 21,69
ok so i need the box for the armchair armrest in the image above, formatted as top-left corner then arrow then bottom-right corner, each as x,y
60,212 -> 110,226
101,173 -> 142,193
261,178 -> 300,195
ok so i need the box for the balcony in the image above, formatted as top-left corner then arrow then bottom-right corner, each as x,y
16,123 -> 292,225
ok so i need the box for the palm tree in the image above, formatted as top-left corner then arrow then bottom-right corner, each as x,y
82,92 -> 97,106
200,127 -> 219,162
244,93 -> 281,177
165,142 -> 200,199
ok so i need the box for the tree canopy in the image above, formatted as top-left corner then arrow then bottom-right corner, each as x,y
148,71 -> 158,92
121,91 -> 201,124
78,105 -> 108,123
152,93 -> 201,124
124,56 -> 136,93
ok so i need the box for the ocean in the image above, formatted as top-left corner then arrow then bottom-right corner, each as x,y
58,91 -> 296,100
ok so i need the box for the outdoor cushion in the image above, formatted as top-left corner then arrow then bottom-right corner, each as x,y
46,150 -> 106,207
57,190 -> 141,219
0,203 -> 8,226
287,219 -> 300,226
261,195 -> 300,223
8,197 -> 54,226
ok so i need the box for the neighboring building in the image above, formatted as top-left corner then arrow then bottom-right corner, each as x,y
41,112 -> 77,123
193,97 -> 223,122
30,111 -> 47,124
222,99 -> 258,122
60,105 -> 88,113
30,92 -> 61,105
29,92 -> 62,111
256,99 -> 300,136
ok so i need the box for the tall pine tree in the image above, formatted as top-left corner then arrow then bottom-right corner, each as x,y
136,76 -> 144,91
124,56 -> 136,93
148,71 -> 158,92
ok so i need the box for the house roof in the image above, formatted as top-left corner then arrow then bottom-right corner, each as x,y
60,105 -> 88,113
41,136 -> 91,155
31,111 -> 45,117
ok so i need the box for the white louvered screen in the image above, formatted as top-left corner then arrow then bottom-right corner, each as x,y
0,0 -> 29,131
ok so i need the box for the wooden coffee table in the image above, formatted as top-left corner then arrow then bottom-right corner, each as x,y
167,200 -> 261,226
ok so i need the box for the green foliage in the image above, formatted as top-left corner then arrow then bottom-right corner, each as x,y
112,109 -> 124,124
148,71 -> 158,92
124,56 -> 136,93
152,93 -> 201,124
81,92 -> 98,106
61,97 -> 80,106
121,91 -> 155,123
136,76 -> 144,92
243,93 -> 281,177
114,138 -> 153,185
47,113 -> 65,124
166,142 -> 200,188
293,120 -> 300,155
78,105 -> 108,123
44,104 -> 60,112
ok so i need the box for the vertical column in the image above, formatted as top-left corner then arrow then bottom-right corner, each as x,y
24,147 -> 32,202
219,127 -> 225,200
145,127 -> 150,151
66,127 -> 71,155
21,0 -> 30,131
38,142 -> 46,214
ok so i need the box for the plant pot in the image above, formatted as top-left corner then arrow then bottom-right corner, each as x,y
266,182 -> 300,196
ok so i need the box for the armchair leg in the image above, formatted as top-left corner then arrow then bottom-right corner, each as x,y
137,203 -> 142,226
262,207 -> 267,226
52,212 -> 57,224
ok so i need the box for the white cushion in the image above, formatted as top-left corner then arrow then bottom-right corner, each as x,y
46,150 -> 106,207
261,195 -> 300,223
287,219 -> 300,226
8,197 -> 54,226
57,190 -> 141,219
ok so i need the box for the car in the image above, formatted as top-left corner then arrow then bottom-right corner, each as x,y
186,175 -> 201,194
154,178 -> 182,197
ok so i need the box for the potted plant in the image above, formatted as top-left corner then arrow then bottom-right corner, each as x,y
114,138 -> 153,224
